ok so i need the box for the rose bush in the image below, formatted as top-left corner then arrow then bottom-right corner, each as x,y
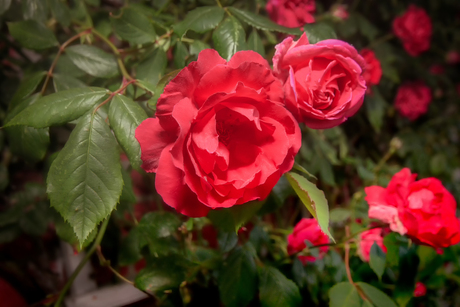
357,228 -> 387,262
287,218 -> 329,264
135,49 -> 301,217
266,0 -> 315,28
393,5 -> 432,56
365,168 -> 460,248
273,33 -> 367,129
394,81 -> 432,121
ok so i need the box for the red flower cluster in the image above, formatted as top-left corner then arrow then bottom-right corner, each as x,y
287,218 -> 329,264
365,168 -> 460,249
394,81 -> 432,121
266,0 -> 315,28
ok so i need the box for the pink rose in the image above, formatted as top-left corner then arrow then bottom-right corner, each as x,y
287,218 -> 329,264
365,168 -> 460,248
273,33 -> 367,129
266,0 -> 315,28
358,228 -> 387,262
135,50 -> 301,217
394,81 -> 432,121
331,5 -> 349,20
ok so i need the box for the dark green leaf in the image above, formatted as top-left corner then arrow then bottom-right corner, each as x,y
227,7 -> 301,35
53,74 -> 87,91
55,54 -> 86,77
173,6 -> 225,37
219,246 -> 257,307
383,233 -> 399,267
8,20 -> 57,50
285,172 -> 334,240
218,231 -> 238,253
356,14 -> 379,41
369,242 -> 386,280
119,167 -> 137,204
47,112 -> 123,244
19,202 -> 50,236
55,214 -> 97,249
108,94 -> 148,171
22,0 -> 48,22
365,88 -> 386,133
49,0 -> 71,27
0,0 -> 11,15
430,153 -> 447,175
8,71 -> 46,111
189,40 -> 211,56
174,41 -> 189,68
0,165 -> 8,192
5,87 -> 108,128
207,201 -> 263,233
330,208 -> 351,224
259,266 -> 301,307
247,29 -> 265,57
136,48 -> 167,88
146,69 -> 180,110
212,16 -> 246,61
118,229 -> 142,265
66,45 -> 118,78
303,22 -> 337,44
5,122 -> 49,163
329,282 -> 361,307
356,282 -> 397,307
394,247 -> 419,307
112,8 -> 156,45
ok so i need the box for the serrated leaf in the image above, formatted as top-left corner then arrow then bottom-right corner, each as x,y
227,7 -> 301,35
219,246 -> 257,307
49,0 -> 71,27
285,172 -> 334,241
22,0 -> 48,22
55,214 -> 97,250
259,266 -> 301,307
47,112 -> 123,244
365,88 -> 386,133
329,282 -> 361,307
247,29 -> 265,57
53,74 -> 87,92
119,167 -> 136,204
109,94 -> 148,171
112,8 -> 156,44
137,212 -> 182,255
66,45 -> 118,78
207,201 -> 263,233
174,41 -> 189,68
147,69 -> 181,110
173,6 -> 225,37
303,22 -> 337,44
136,48 -> 167,88
355,282 -> 397,307
8,20 -> 57,50
0,0 -> 11,15
212,16 -> 246,61
369,242 -> 386,280
5,87 -> 107,128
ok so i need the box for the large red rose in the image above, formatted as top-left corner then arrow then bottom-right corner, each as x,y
287,218 -> 329,264
394,81 -> 432,121
358,228 -> 387,262
359,49 -> 382,92
273,33 -> 367,129
266,0 -> 315,28
365,168 -> 460,249
135,50 -> 301,217
393,5 -> 432,56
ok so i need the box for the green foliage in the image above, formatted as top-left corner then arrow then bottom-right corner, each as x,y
173,6 -> 225,37
66,45 -> 119,78
7,20 -> 58,49
258,266 -> 302,307
208,201 -> 263,233
369,242 -> 386,280
212,16 -> 246,61
111,8 -> 156,45
303,22 -> 338,43
356,282 -> 397,307
329,282 -> 361,307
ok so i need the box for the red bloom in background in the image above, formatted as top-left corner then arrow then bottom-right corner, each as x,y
393,5 -> 432,56
413,282 -> 427,297
358,228 -> 387,262
446,51 -> 460,64
287,218 -> 329,264
331,5 -> 349,20
266,0 -> 315,28
360,49 -> 382,92
394,81 -> 432,121
365,168 -> 460,249
273,33 -> 367,129
135,50 -> 301,217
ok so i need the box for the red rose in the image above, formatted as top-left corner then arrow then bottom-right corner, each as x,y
359,49 -> 382,92
287,218 -> 329,264
394,81 -> 432,121
273,34 -> 367,129
413,282 -> 427,297
358,228 -> 387,262
365,168 -> 460,249
266,0 -> 315,28
135,50 -> 301,217
393,5 -> 432,56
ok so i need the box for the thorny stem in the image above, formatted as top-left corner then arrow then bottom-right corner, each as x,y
54,218 -> 110,307
96,246 -> 134,285
41,29 -> 92,96
93,79 -> 136,114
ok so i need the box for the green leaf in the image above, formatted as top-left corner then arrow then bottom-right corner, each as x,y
189,40 -> 211,56
174,41 -> 189,69
207,201 -> 263,233
382,233 -> 399,267
55,54 -> 86,77
285,172 -> 334,241
303,22 -> 337,44
109,94 -> 148,171
55,214 -> 97,250
66,45 -> 118,78
5,87 -> 108,128
356,14 -> 379,41
247,29 -> 265,57
49,0 -> 71,27
8,20 -> 58,50
212,16 -> 246,61
173,6 -> 225,37
136,48 -> 167,88
53,74 -> 87,92
47,112 -> 123,244
329,208 -> 351,224
9,71 -> 46,110
22,0 -> 48,22
217,231 -> 238,253
329,282 -> 361,307
394,247 -> 419,307
219,246 -> 257,307
259,266 -> 301,307
369,242 -> 386,280
119,167 -> 137,204
19,202 -> 50,236
365,88 -> 386,133
111,8 -> 156,45
355,282 -> 397,307
118,229 -> 142,265
0,0 -> 11,15
227,7 -> 301,35
146,69 -> 181,110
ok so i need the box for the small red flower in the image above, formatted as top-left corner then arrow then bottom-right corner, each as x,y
394,81 -> 432,121
413,282 -> 427,297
